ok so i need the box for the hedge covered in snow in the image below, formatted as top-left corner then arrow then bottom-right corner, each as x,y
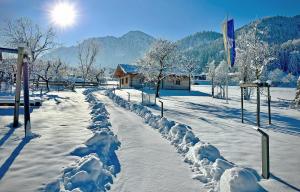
45,88 -> 120,192
105,90 -> 262,192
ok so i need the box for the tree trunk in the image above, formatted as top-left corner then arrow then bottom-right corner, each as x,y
156,80 -> 161,97
46,80 -> 50,92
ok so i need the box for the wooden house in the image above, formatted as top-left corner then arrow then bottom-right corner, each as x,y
114,64 -> 143,88
114,64 -> 189,90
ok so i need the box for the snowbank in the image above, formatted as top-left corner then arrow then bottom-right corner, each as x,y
45,88 -> 120,192
105,90 -> 261,192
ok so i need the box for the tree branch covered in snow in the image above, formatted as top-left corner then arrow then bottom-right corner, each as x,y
137,39 -> 177,97
78,40 -> 100,83
0,17 -> 56,63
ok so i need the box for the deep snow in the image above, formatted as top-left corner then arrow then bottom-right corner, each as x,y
0,90 -> 93,192
45,88 -> 120,192
94,92 -> 205,192
109,85 -> 300,192
103,89 -> 265,192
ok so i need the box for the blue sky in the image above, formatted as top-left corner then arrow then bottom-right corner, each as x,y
0,0 -> 299,46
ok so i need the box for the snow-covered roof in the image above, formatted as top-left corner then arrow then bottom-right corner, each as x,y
119,64 -> 139,74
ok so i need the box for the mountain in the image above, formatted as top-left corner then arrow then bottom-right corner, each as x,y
43,31 -> 155,68
44,15 -> 300,74
178,15 -> 300,74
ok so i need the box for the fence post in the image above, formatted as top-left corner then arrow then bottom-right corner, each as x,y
253,127 -> 270,179
127,92 -> 130,102
158,100 -> 163,118
241,87 -> 244,123
257,86 -> 260,127
267,86 -> 271,125
13,47 -> 24,127
23,54 -> 31,136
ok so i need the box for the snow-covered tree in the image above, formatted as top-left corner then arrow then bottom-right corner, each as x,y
214,60 -> 227,98
78,40 -> 100,83
1,17 -> 56,66
282,73 -> 297,87
207,60 -> 216,97
268,69 -> 286,84
178,55 -> 199,91
291,76 -> 300,108
137,39 -> 177,97
236,22 -> 273,80
0,57 -> 16,91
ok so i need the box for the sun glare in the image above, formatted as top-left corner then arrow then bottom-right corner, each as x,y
50,1 -> 77,28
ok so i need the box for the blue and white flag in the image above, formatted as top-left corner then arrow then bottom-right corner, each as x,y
222,19 -> 236,67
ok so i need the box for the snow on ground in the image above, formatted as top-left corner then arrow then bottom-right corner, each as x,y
110,85 -> 300,192
45,88 -> 120,192
93,92 -> 205,192
103,90 -> 266,192
0,90 -> 93,192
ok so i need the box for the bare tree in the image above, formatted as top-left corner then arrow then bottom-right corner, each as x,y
137,39 -> 177,97
1,17 -> 56,63
78,40 -> 100,83
33,59 -> 66,92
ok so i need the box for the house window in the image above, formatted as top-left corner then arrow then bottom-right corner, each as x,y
125,77 -> 128,84
175,79 -> 180,85
121,78 -> 124,84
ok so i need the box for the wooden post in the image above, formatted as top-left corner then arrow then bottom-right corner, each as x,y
127,92 -> 130,102
212,79 -> 214,97
267,86 -> 271,125
23,55 -> 31,136
141,89 -> 144,104
13,47 -> 24,127
241,87 -> 244,123
257,86 -> 260,127
159,100 -> 163,118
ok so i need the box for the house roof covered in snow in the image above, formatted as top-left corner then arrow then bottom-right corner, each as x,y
114,64 -> 140,77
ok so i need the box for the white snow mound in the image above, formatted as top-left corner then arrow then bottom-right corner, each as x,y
220,167 -> 259,192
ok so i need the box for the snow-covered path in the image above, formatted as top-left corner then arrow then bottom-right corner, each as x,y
0,91 -> 92,192
112,86 -> 300,192
94,93 -> 204,192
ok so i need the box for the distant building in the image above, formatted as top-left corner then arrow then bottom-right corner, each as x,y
113,64 -> 189,90
114,64 -> 143,88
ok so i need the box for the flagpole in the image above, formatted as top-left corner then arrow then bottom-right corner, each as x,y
226,14 -> 229,104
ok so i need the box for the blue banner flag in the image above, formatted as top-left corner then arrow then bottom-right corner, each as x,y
222,19 -> 236,67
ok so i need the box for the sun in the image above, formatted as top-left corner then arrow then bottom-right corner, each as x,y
50,1 -> 77,28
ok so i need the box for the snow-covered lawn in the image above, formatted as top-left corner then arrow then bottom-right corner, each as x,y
110,85 -> 300,192
93,92 -> 204,192
0,90 -> 93,192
